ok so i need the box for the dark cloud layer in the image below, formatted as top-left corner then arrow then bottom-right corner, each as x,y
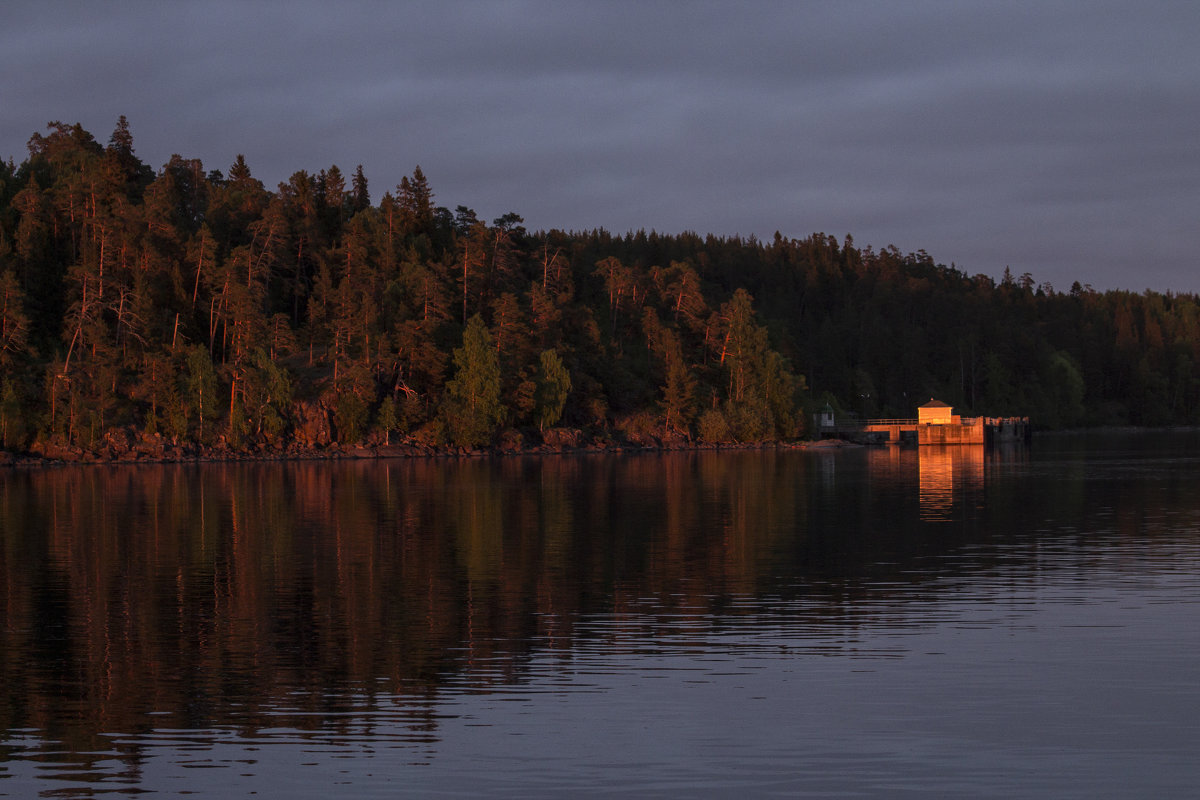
4,1 -> 1198,292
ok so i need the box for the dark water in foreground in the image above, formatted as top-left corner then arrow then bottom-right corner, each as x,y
2,432 -> 1199,797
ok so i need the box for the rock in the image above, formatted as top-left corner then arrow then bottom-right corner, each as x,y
805,438 -> 861,449
498,429 -> 524,453
542,428 -> 582,448
293,399 -> 333,448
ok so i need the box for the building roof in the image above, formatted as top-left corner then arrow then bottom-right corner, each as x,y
919,398 -> 951,409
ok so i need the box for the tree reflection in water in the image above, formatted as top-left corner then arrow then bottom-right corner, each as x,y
2,440 -> 1151,792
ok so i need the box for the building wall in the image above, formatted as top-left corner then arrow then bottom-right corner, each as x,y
918,405 -> 953,424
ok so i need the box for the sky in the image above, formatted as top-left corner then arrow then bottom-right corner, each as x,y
3,1 -> 1198,293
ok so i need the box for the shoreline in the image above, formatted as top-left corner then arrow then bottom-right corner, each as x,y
12,426 -> 1200,468
0,436 -> 867,469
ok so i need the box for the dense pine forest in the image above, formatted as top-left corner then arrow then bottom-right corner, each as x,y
1,119 -> 1198,459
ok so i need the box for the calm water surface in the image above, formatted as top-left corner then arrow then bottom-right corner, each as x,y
2,432 -> 1199,797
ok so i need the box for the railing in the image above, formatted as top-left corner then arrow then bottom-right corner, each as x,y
828,416 -> 1029,428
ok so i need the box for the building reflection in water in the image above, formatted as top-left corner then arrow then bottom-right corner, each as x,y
917,445 -> 985,521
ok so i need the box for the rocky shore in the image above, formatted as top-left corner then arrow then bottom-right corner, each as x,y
0,427 -> 860,468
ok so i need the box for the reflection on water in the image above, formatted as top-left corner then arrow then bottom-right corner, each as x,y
0,454 -> 815,754
916,445 -> 984,520
2,435 -> 1200,797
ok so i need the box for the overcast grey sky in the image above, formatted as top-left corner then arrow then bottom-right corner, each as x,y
3,1 -> 1198,292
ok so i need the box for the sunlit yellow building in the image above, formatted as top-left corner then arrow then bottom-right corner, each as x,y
917,398 -> 955,425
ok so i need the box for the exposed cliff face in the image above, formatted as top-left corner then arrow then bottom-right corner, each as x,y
291,399 -> 334,449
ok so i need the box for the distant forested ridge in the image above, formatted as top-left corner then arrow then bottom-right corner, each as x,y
0,120 -> 1197,459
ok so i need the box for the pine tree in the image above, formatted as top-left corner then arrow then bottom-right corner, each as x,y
183,344 -> 219,441
0,270 -> 29,367
443,315 -> 504,446
376,395 -> 399,444
660,335 -> 697,434
534,349 -> 571,431
397,166 -> 434,239
349,165 -> 370,214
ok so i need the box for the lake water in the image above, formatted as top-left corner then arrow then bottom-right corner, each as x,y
2,432 -> 1199,798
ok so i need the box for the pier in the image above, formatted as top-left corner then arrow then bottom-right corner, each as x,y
815,399 -> 1031,446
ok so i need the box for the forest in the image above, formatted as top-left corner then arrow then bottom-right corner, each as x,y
1,119 -> 1198,460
